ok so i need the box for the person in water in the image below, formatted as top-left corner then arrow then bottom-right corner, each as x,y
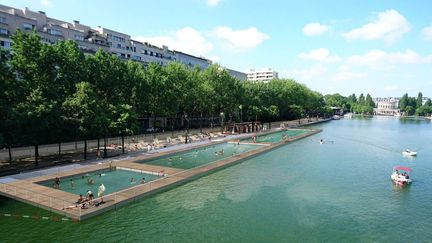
140,177 -> 146,184
70,179 -> 75,189
54,177 -> 60,189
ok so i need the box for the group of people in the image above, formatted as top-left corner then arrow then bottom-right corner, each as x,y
214,149 -> 224,156
62,183 -> 106,210
395,170 -> 410,179
147,143 -> 156,152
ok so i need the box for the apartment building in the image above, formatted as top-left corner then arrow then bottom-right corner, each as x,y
247,68 -> 278,82
0,4 -> 213,69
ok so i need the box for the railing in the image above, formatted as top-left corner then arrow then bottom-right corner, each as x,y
0,182 -> 75,216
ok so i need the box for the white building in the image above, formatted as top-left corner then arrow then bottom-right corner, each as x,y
0,4 -> 224,71
373,98 -> 401,116
247,68 -> 278,82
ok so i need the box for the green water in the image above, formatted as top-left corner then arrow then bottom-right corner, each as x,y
1,117 -> 432,242
38,168 -> 159,196
245,129 -> 310,143
138,143 -> 262,169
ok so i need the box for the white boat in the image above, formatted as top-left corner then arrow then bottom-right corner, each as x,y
332,115 -> 341,120
344,113 -> 353,118
391,166 -> 412,186
402,149 -> 417,156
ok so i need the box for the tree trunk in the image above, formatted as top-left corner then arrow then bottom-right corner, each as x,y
35,144 -> 39,167
103,136 -> 107,158
58,142 -> 61,157
97,138 -> 100,152
8,146 -> 12,166
252,122 -> 255,132
199,113 -> 203,133
84,139 -> 87,160
121,135 -> 125,154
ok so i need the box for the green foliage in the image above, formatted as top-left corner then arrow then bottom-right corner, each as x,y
2,31 -> 331,149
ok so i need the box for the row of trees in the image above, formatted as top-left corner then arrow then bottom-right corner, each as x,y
399,92 -> 432,116
0,31 -> 330,165
324,93 -> 375,114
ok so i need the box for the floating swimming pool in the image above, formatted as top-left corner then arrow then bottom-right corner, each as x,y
137,142 -> 263,169
37,168 -> 159,196
246,129 -> 310,143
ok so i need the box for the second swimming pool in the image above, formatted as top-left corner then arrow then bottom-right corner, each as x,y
246,129 -> 310,143
137,142 -> 263,169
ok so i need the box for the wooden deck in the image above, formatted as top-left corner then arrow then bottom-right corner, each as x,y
0,128 -> 321,220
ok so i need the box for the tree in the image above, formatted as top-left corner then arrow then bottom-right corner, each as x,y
399,93 -> 409,111
417,92 -> 423,109
63,82 -> 106,159
358,93 -> 365,105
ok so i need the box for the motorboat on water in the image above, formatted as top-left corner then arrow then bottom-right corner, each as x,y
391,166 -> 412,186
344,113 -> 353,118
332,115 -> 341,120
402,149 -> 417,156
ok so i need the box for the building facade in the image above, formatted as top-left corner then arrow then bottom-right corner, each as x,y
246,68 -> 278,82
0,4 -> 224,71
373,98 -> 401,116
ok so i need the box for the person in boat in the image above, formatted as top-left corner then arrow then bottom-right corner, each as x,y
140,177 -> 146,184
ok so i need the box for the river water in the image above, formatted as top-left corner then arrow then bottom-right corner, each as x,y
1,116 -> 431,242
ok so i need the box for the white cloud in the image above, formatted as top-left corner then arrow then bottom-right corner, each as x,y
384,85 -> 400,92
209,55 -> 220,63
40,0 -> 52,7
298,48 -> 341,63
206,0 -> 221,7
346,49 -> 432,68
133,27 -> 213,56
422,24 -> 432,41
302,23 -> 330,36
344,9 -> 411,43
332,71 -> 367,81
212,26 -> 269,51
284,64 -> 326,81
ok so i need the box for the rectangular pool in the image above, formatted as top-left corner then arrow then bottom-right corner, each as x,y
245,129 -> 310,143
137,142 -> 263,169
37,168 -> 159,196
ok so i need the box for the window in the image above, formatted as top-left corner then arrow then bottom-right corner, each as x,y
74,34 -> 84,41
150,51 -> 153,56
144,50 -> 148,55
117,43 -> 121,49
23,23 -> 34,30
48,29 -> 63,36
132,55 -> 141,61
0,28 -> 8,35
0,17 -> 6,24
0,40 -> 11,48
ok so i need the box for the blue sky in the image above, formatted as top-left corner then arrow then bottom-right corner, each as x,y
2,0 -> 431,98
